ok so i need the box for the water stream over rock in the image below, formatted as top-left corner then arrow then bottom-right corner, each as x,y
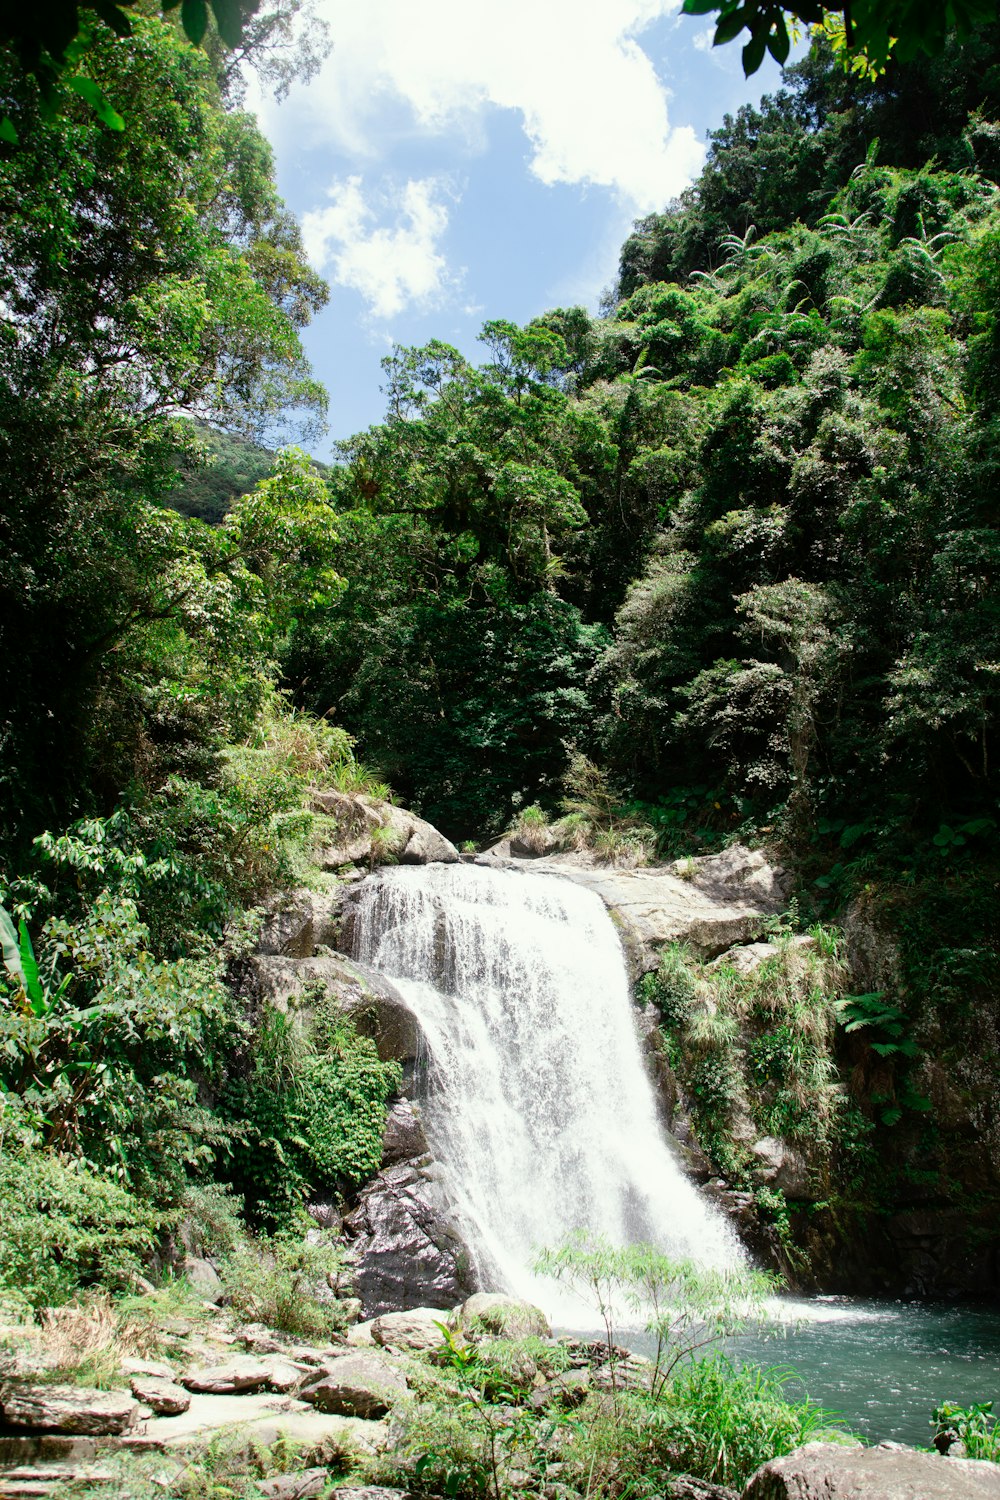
349,862 -> 743,1314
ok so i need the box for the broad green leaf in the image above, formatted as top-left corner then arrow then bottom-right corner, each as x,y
0,115 -> 17,144
181,0 -> 209,45
742,31 -> 767,70
0,905 -> 24,987
767,15 -> 791,61
65,76 -> 125,131
17,919 -> 46,1015
714,7 -> 750,44
211,0 -> 245,48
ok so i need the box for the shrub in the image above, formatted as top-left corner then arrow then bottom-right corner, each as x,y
0,1147 -> 158,1307
222,1232 -> 349,1341
650,1355 -> 846,1488
224,989 -> 400,1224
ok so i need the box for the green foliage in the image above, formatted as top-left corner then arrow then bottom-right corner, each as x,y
222,1231 -> 349,1341
646,1355 -> 845,1488
933,1399 -> 1000,1461
223,987 -> 400,1224
0,1144 -> 158,1307
535,1233 -> 777,1400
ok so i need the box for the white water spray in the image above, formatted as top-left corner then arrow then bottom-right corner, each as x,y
350,862 -> 744,1315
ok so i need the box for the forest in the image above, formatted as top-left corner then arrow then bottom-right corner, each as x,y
2,7 -> 1000,1498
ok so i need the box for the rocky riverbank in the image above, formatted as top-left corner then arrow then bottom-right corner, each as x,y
2,1290 -> 999,1500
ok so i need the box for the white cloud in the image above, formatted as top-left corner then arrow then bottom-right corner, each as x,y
269,0 -> 705,214
302,175 -> 455,319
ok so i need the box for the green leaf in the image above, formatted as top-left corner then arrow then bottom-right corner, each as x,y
65,76 -> 125,131
682,0 -> 722,13
766,14 -> 791,62
714,7 -> 750,44
17,919 -> 46,1016
181,0 -> 209,44
0,115 -> 18,144
0,906 -> 24,988
210,0 -> 245,48
742,31 -> 767,71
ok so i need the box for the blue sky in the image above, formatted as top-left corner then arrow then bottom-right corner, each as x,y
248,0 -> 796,457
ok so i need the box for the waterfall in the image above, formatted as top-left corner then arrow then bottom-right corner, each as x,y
350,861 -> 744,1315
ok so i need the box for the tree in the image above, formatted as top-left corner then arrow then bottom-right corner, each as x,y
683,0 -> 999,78
0,16 -> 329,856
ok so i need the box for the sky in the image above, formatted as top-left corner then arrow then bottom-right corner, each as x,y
248,0 -> 795,456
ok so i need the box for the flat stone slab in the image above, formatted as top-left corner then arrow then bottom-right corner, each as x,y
181,1358 -> 273,1394
743,1442 -> 1000,1498
119,1392 -> 385,1460
0,1386 -> 139,1436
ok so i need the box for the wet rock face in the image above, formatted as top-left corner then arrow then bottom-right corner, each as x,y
743,1440 -> 1000,1498
343,1158 -> 477,1318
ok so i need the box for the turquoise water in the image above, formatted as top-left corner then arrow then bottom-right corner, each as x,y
606,1296 -> 1000,1446
726,1297 -> 1000,1446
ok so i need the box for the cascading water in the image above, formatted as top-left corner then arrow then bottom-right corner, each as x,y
350,862 -> 744,1316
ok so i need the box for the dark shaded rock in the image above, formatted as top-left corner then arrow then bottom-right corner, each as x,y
299,1351 -> 407,1419
244,953 -> 424,1070
0,1387 -> 139,1436
381,1100 -> 429,1166
343,1159 -> 477,1317
750,1136 -> 812,1200
257,888 -> 344,958
742,1441 -> 1000,1498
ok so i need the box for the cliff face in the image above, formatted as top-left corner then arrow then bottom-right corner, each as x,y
250,787 -> 1000,1299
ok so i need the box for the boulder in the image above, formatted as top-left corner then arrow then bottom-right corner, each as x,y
743,1441 -> 1000,1498
312,791 -> 459,869
299,1352 -> 408,1420
128,1377 -> 190,1416
258,888 -> 344,959
345,1321 -> 377,1348
452,1293 -> 551,1340
263,1359 -> 307,1394
181,1357 -> 273,1394
344,1159 -> 477,1317
247,954 -> 424,1069
371,1308 -> 449,1352
179,1256 -> 223,1299
0,1386 -> 140,1436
